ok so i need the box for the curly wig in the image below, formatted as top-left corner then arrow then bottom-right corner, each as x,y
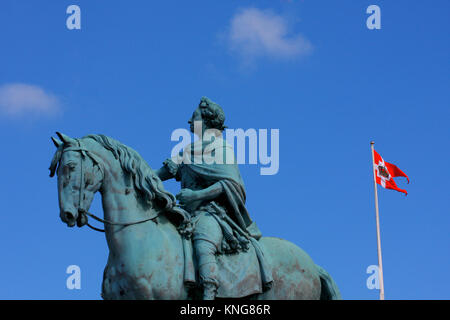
198,96 -> 226,131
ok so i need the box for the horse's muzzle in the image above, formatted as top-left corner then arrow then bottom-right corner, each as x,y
60,210 -> 77,227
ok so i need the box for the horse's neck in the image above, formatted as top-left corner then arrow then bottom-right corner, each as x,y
95,150 -> 170,257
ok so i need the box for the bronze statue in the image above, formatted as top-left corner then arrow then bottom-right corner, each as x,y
49,97 -> 341,300
155,97 -> 271,299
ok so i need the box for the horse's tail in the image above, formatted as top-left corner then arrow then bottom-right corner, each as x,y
315,264 -> 342,300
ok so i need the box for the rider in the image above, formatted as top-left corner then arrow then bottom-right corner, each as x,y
155,97 -> 271,299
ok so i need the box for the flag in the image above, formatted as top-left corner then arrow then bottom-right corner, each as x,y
373,150 -> 409,195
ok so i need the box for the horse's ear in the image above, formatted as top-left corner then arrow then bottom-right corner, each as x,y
51,137 -> 63,148
56,132 -> 76,145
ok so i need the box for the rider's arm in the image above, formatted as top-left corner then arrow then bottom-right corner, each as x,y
155,166 -> 172,181
195,182 -> 224,201
155,158 -> 180,181
176,182 -> 224,204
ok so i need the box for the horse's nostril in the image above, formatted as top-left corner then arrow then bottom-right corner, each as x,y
64,211 -> 76,222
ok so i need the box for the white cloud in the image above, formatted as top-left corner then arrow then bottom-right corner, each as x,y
227,8 -> 312,62
0,83 -> 60,116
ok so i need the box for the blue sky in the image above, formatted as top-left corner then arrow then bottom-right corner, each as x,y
0,0 -> 448,299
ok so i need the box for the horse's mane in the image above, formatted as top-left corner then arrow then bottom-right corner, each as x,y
50,134 -> 176,211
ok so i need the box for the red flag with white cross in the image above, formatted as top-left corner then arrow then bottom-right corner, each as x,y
373,150 -> 410,195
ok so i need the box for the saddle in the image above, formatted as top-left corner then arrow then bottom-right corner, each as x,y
169,205 -> 273,298
183,236 -> 264,298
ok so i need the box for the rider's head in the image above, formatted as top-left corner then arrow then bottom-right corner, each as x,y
188,97 -> 226,133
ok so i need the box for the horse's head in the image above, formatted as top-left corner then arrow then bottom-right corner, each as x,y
49,132 -> 104,228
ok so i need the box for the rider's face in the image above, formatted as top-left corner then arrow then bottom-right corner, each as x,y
188,108 -> 202,133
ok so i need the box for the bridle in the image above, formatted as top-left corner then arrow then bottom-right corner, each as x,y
81,210 -> 160,233
61,139 -> 160,232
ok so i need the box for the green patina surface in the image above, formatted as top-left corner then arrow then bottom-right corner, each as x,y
49,97 -> 341,300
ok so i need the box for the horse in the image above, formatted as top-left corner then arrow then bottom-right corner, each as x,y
49,132 -> 341,300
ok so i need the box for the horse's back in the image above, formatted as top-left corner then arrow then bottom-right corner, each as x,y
255,237 -> 321,300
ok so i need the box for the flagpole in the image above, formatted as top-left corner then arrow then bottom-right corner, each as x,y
370,141 -> 385,300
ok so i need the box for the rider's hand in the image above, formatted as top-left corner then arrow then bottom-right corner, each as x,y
176,188 -> 201,205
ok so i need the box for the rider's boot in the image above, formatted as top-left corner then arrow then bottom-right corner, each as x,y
195,239 -> 219,300
202,281 -> 218,300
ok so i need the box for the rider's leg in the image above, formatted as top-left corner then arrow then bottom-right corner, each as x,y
195,239 -> 219,299
193,212 -> 222,300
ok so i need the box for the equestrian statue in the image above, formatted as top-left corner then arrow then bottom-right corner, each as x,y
49,97 -> 341,300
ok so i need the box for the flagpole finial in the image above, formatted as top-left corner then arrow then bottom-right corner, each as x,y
370,141 -> 375,145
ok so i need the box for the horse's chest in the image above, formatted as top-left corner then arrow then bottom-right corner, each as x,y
101,235 -> 187,300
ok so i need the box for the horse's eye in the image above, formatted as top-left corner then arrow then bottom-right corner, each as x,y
62,164 -> 76,176
84,172 -> 94,187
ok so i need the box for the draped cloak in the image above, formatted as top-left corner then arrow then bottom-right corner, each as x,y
165,135 -> 273,290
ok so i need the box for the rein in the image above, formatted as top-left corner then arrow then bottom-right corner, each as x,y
80,209 -> 159,233
62,139 -> 161,233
